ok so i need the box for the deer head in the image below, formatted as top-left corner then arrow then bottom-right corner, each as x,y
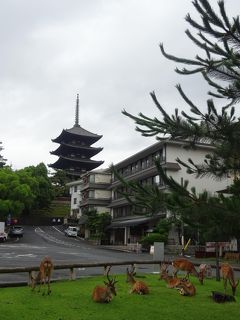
159,263 -> 169,280
126,265 -> 136,283
230,279 -> 239,296
104,266 -> 118,296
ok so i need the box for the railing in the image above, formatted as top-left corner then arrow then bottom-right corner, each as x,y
1,260 -> 240,287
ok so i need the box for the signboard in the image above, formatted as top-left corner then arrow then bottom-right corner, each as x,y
206,242 -> 230,252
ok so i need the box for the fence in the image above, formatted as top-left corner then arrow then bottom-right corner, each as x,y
1,259 -> 240,288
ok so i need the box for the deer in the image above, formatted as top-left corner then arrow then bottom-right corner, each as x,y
92,266 -> 118,303
159,263 -> 187,289
126,265 -> 149,294
176,280 -> 196,296
31,256 -> 53,295
172,258 -> 204,285
221,263 -> 239,296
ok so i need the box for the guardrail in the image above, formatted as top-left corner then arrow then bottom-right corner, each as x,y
0,260 -> 240,287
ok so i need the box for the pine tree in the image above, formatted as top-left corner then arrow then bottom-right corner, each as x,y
120,0 -> 240,248
123,0 -> 240,180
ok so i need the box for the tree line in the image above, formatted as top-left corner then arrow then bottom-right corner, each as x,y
0,163 -> 70,221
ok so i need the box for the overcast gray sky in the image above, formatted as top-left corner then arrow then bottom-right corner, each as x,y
0,0 -> 238,171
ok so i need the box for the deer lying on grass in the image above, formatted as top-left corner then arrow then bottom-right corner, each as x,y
92,266 -> 118,303
172,258 -> 204,285
126,265 -> 149,294
176,281 -> 196,296
221,263 -> 239,296
31,256 -> 53,295
159,263 -> 187,289
159,263 -> 196,296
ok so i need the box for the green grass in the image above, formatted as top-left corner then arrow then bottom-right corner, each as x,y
0,274 -> 238,320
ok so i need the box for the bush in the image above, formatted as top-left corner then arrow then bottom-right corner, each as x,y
140,233 -> 167,251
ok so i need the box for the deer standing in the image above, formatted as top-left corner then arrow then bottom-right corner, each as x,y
92,266 -> 118,303
159,263 -> 186,289
172,258 -> 204,284
126,265 -> 149,294
221,263 -> 239,296
31,256 -> 53,295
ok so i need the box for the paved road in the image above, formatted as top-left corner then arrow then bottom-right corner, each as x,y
0,225 -> 153,285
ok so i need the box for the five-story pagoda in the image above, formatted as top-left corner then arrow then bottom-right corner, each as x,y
49,95 -> 104,177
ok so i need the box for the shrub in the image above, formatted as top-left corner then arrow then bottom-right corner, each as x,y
140,233 -> 167,250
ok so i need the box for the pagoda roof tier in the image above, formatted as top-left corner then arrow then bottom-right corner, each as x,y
50,143 -> 103,157
49,156 -> 104,172
52,126 -> 102,145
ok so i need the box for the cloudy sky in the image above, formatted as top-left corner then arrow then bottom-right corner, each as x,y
0,0 -> 238,171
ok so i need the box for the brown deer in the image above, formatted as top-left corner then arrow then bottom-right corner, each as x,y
221,263 -> 239,296
176,280 -> 196,296
92,266 -> 118,303
126,265 -> 149,294
31,256 -> 53,295
172,258 -> 204,284
159,263 -> 186,289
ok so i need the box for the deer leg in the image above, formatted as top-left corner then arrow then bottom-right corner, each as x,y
172,269 -> 178,277
42,277 -> 47,296
38,279 -> 42,293
47,276 -> 51,295
223,278 -> 227,293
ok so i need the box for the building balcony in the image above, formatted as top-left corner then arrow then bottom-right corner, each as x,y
111,161 -> 180,187
80,197 -> 111,207
81,182 -> 111,191
108,197 -> 130,208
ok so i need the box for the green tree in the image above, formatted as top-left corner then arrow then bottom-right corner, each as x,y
121,0 -> 240,247
0,167 -> 35,219
85,210 -> 111,242
17,163 -> 54,210
50,169 -> 72,197
0,163 -> 54,220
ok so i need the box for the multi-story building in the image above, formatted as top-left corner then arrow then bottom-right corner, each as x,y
67,139 -> 231,245
49,95 -> 103,177
66,169 -> 111,238
67,179 -> 82,219
108,140 -> 231,245
80,169 -> 111,214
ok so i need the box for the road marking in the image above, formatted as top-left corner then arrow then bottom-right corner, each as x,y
35,227 -> 81,248
52,226 -> 64,234
0,244 -> 47,249
16,254 -> 37,258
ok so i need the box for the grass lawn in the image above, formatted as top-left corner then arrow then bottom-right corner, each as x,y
0,274 -> 238,320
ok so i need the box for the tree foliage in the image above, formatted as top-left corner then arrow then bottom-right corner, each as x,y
0,163 -> 54,220
121,0 -> 240,244
50,169 -> 72,197
85,209 -> 111,241
111,165 -> 167,216
123,0 -> 240,180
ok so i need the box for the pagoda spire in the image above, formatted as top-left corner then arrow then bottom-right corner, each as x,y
74,94 -> 80,127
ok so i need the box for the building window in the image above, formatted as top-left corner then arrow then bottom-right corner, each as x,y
89,174 -> 95,183
74,186 -> 77,192
73,198 -> 77,204
89,190 -> 95,198
154,175 -> 160,185
141,159 -> 146,169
